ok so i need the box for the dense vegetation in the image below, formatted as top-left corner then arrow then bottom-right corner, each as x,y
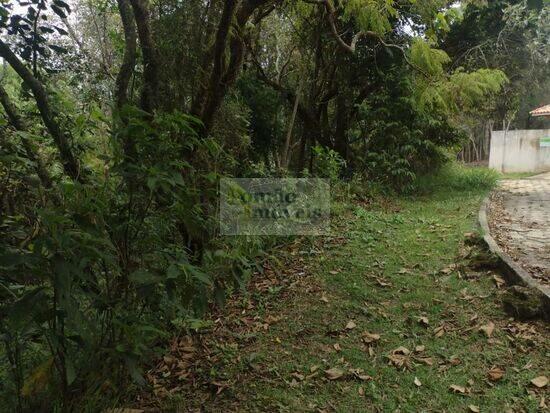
0,0 -> 547,411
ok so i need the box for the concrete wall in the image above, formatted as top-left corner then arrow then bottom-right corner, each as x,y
489,129 -> 550,173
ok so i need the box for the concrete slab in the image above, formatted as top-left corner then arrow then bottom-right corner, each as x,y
488,173 -> 550,288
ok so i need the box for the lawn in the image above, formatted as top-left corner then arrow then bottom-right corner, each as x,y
146,168 -> 549,412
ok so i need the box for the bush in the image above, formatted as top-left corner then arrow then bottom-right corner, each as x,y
0,108 -> 273,411
312,145 -> 346,182
348,71 -> 464,192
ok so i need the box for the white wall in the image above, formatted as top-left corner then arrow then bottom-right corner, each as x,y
489,129 -> 550,173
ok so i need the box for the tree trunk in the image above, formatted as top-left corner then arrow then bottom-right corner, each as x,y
195,0 -> 239,133
281,76 -> 304,169
193,0 -> 276,134
334,93 -> 349,160
0,40 -> 81,181
115,0 -> 137,110
129,0 -> 158,113
0,84 -> 53,189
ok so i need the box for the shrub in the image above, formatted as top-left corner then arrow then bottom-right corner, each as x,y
312,145 -> 346,182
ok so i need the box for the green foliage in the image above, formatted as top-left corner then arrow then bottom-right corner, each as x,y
311,145 -> 346,182
415,68 -> 508,113
1,0 -> 72,71
413,162 -> 499,193
442,0 -> 550,128
409,39 -> 450,77
409,37 -> 507,117
349,73 -> 463,191
0,107 -> 273,411
342,0 -> 396,34
237,74 -> 285,164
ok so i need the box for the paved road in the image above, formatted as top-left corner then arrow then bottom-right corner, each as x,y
488,172 -> 550,288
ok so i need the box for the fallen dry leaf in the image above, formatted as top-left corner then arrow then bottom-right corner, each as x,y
345,320 -> 357,330
449,356 -> 461,366
440,264 -> 456,274
479,321 -> 495,338
350,369 -> 373,382
333,343 -> 342,352
414,377 -> 422,387
449,384 -> 466,394
388,346 -> 412,369
375,278 -> 392,287
468,405 -> 480,413
291,372 -> 305,381
325,368 -> 345,380
418,316 -> 430,326
393,346 -> 410,355
415,345 -> 425,353
358,386 -> 365,396
320,294 -> 329,303
493,274 -> 505,288
388,354 -> 409,369
488,367 -> 505,382
531,376 -> 549,388
415,357 -> 434,366
362,331 -> 381,344
433,325 -> 445,338
211,381 -> 229,395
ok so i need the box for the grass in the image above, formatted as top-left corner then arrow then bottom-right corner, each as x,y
499,172 -> 540,180
155,167 -> 549,412
414,163 -> 499,193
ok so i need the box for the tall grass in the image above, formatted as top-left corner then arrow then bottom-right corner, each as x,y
413,163 -> 499,194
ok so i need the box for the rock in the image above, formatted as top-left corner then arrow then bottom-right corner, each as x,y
502,285 -> 543,320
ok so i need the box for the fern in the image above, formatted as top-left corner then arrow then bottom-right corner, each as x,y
409,38 -> 450,76
342,0 -> 396,34
414,68 -> 507,114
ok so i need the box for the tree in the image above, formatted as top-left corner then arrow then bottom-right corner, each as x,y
443,0 -> 550,160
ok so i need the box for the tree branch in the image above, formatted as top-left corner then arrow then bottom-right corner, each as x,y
62,16 -> 115,81
0,40 -> 81,181
195,0 -> 239,131
303,0 -> 432,78
303,0 -> 363,54
193,0 -> 277,134
248,43 -> 317,127
0,84 -> 53,188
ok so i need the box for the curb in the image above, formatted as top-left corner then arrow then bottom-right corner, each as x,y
479,195 -> 550,320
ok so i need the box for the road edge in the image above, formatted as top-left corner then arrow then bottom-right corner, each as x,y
479,194 -> 550,320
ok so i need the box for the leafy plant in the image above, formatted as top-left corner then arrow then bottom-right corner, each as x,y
312,145 -> 346,182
